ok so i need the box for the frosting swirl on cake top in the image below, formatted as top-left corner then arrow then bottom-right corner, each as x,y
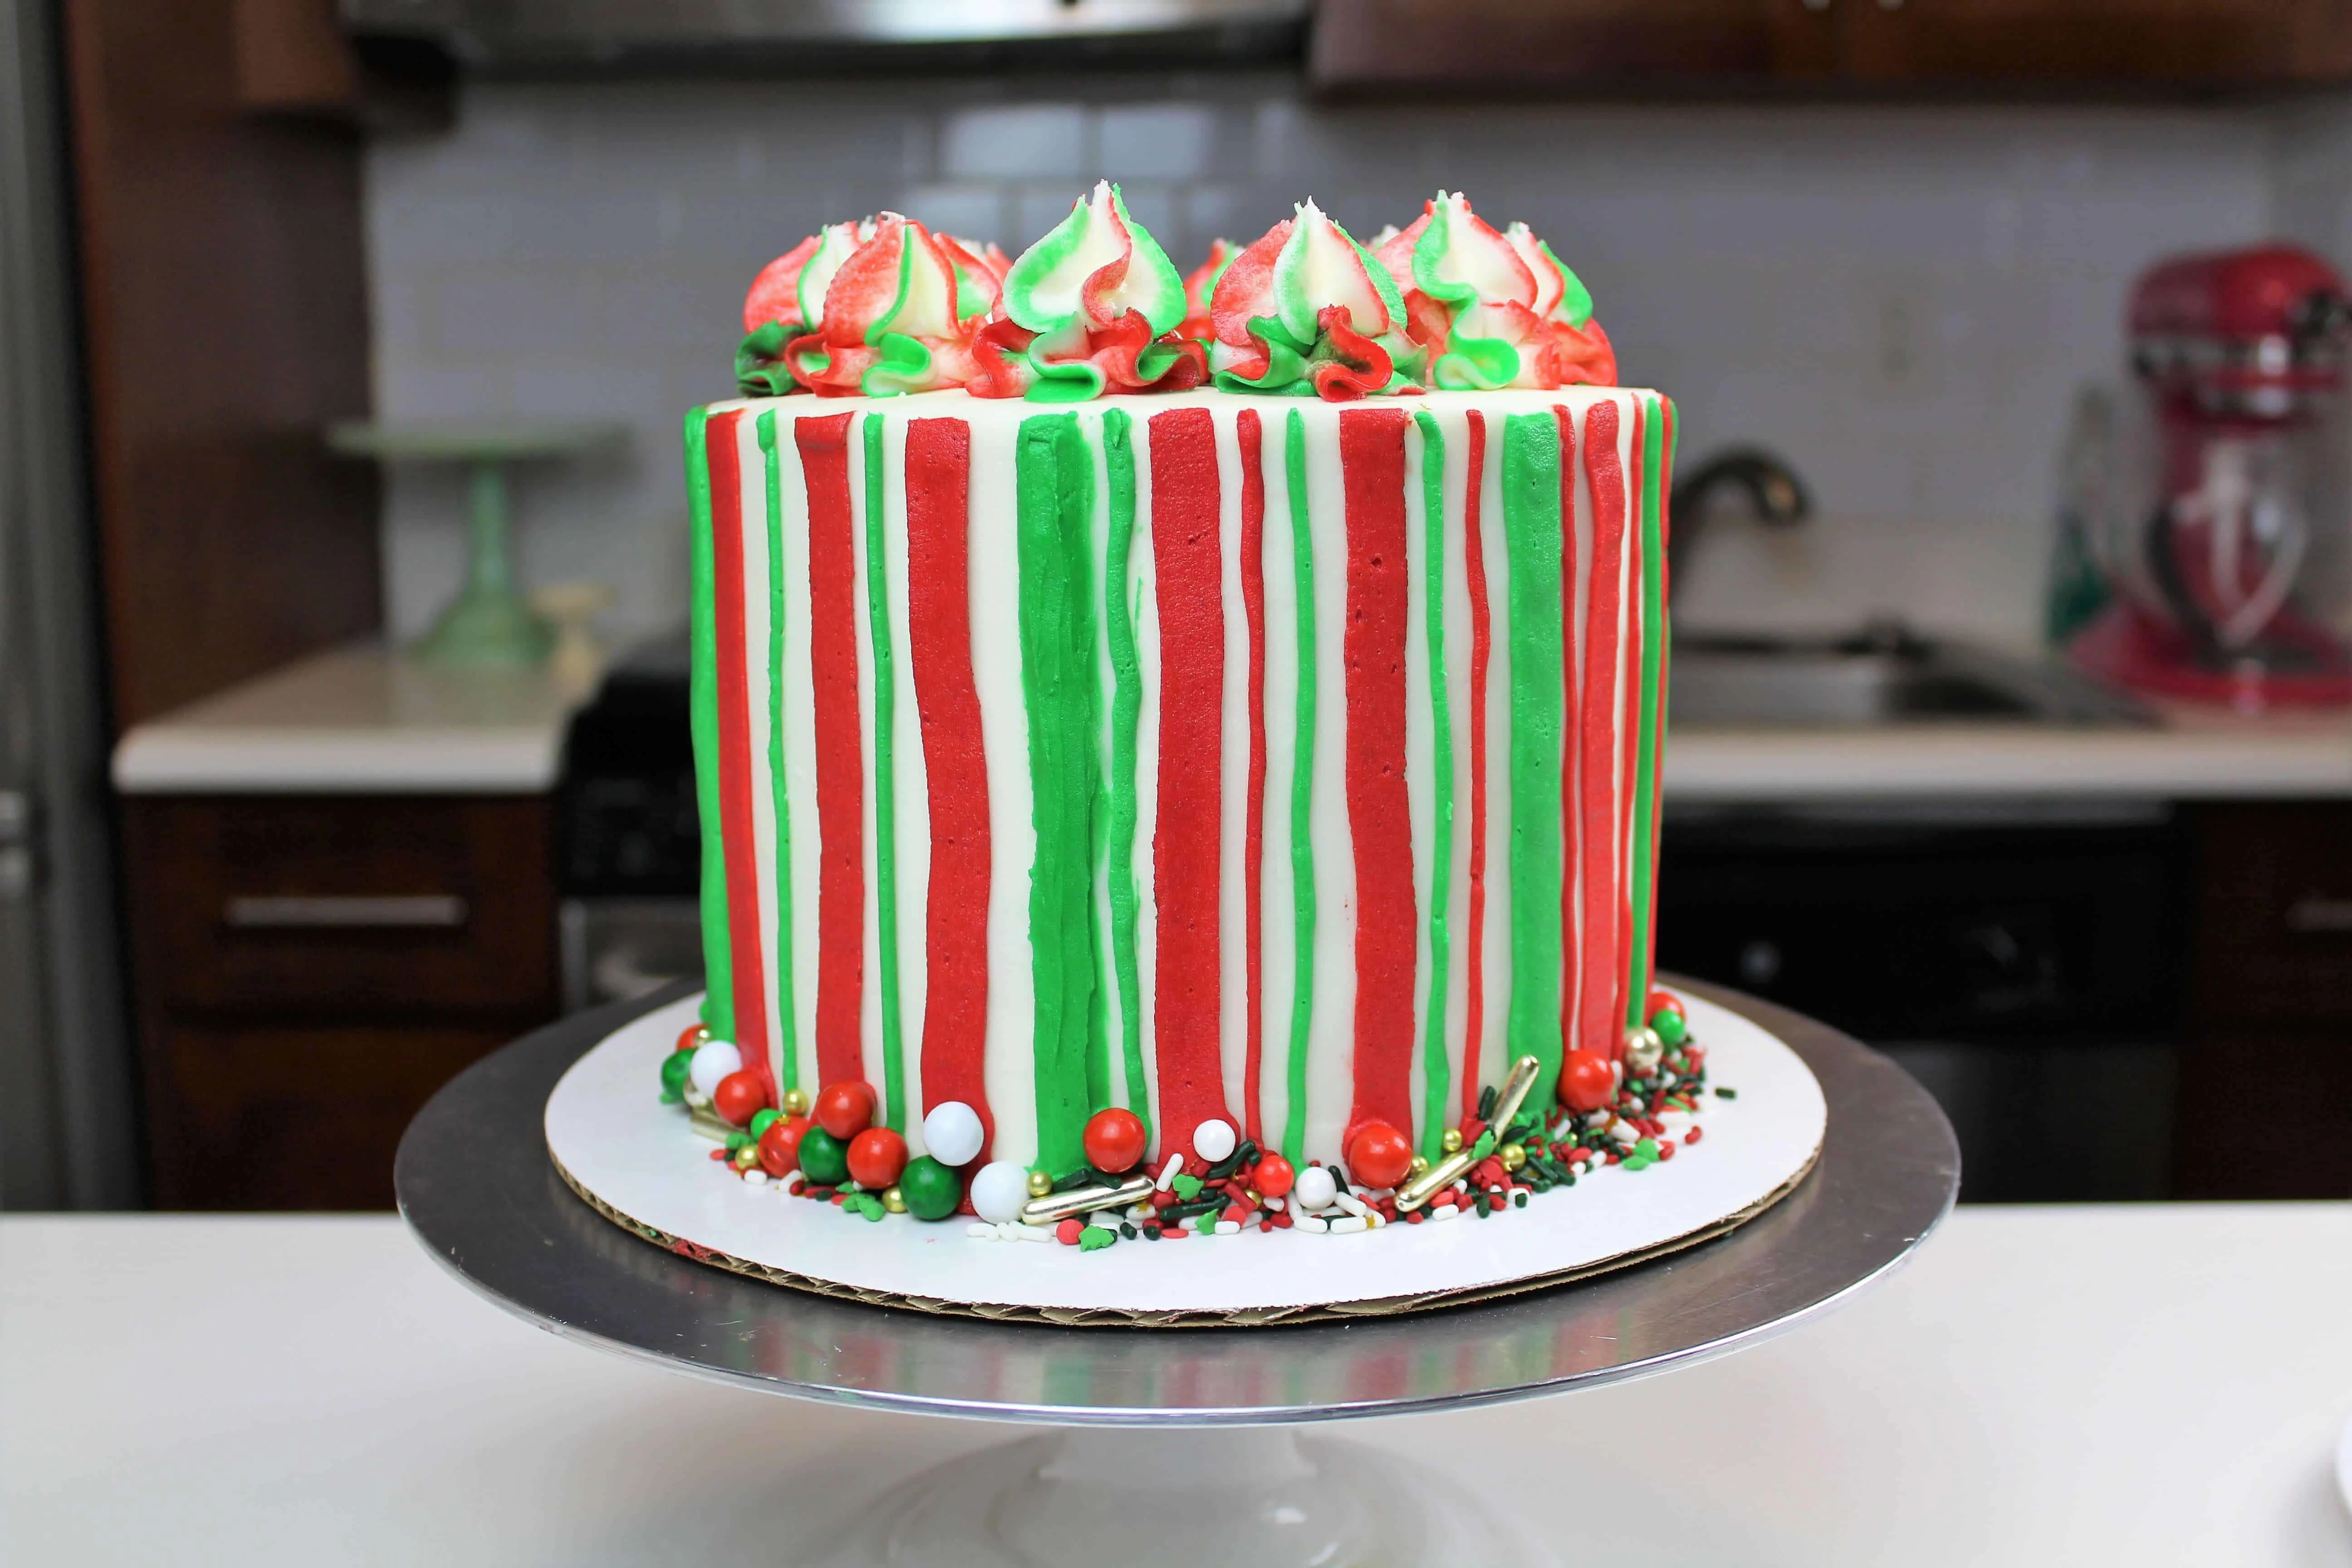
1210,200 -> 1426,401
970,180 -> 1205,402
1374,192 -> 1617,391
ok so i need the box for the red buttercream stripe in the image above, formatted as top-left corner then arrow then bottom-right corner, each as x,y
1147,407 -> 1235,1164
1613,399 -> 1649,1060
1237,409 -> 1269,1149
1578,399 -> 1627,1065
1339,408 -> 1417,1142
903,417 -> 993,1159
796,412 -> 866,1090
1554,405 -> 1581,1052
705,411 -> 773,1099
1461,411 -> 1492,1125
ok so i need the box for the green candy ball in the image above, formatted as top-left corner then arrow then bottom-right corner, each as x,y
1649,1008 -> 1689,1048
898,1155 -> 962,1221
798,1126 -> 850,1186
748,1108 -> 782,1140
659,1051 -> 693,1099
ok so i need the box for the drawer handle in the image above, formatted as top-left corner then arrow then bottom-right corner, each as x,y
224,895 -> 469,930
2284,895 -> 2352,935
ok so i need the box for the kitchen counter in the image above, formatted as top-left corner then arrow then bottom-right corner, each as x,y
111,642 -> 585,794
5,1206 -> 2348,1564
1668,702 -> 2352,800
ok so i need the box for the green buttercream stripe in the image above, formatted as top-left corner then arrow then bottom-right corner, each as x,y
1500,413 -> 1566,1113
861,414 -> 907,1132
1412,412 -> 1454,1161
756,412 -> 799,1092
684,406 -> 734,1040
1017,413 -> 1102,1174
1102,408 -> 1150,1145
1282,409 -> 1318,1166
1627,398 -> 1671,1031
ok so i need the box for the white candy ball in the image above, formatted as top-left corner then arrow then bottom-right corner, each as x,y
1193,1118 -> 1237,1163
969,1160 -> 1032,1225
923,1101 -> 985,1167
1293,1164 -> 1338,1212
687,1039 -> 743,1099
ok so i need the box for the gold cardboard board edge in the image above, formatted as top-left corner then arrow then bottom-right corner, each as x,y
546,1135 -> 1823,1331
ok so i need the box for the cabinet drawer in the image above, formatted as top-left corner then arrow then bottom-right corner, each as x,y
2189,804 -> 2352,1024
124,796 -> 557,1018
144,1020 -> 514,1209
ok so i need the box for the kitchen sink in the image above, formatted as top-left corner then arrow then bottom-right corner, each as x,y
1668,623 -> 2156,729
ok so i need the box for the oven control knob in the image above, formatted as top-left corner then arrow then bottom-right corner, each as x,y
1738,938 -> 1783,987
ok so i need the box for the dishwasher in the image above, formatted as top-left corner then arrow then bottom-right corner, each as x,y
1656,801 -> 2185,1202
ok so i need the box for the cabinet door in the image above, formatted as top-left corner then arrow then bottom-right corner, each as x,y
2173,1027 -> 2352,1200
2175,803 -> 2352,1199
2187,803 -> 2352,1027
1311,0 -> 1840,93
145,1021 -> 514,1209
1839,0 -> 2352,87
125,796 -> 557,1018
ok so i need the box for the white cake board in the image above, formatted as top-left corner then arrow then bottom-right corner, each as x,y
545,990 -> 1824,1325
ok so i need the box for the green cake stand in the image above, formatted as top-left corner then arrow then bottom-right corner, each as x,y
330,420 -> 628,667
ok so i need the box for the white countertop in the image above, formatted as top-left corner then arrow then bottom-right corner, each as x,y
104,638 -> 2352,800
5,1205 -> 2348,1564
1669,702 -> 2352,801
111,643 -> 584,795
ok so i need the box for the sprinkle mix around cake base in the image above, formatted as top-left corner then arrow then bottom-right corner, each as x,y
650,183 -> 1709,1257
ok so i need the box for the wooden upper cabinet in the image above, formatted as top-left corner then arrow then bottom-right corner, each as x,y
1312,0 -> 1840,95
1308,0 -> 2352,95
1840,0 -> 2352,88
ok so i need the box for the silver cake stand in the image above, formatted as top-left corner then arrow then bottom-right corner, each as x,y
397,979 -> 1957,1567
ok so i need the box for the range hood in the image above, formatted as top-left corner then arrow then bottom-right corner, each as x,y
339,0 -> 1310,75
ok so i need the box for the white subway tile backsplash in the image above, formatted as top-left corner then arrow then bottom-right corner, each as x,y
941,103 -> 1091,180
368,76 -> 2352,646
1099,103 -> 1218,181
897,184 -> 1010,246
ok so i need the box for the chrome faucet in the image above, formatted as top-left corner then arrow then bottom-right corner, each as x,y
1669,447 -> 1810,592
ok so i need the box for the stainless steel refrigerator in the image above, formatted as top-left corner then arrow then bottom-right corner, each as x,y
0,0 -> 137,1209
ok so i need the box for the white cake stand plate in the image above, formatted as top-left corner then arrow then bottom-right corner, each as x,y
544,990 -> 1825,1324
400,981 -> 1954,1568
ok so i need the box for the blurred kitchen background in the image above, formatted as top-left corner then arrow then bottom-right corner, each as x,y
5,0 -> 2351,1213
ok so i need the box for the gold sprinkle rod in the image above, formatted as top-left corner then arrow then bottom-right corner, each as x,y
1020,1174 -> 1156,1226
1397,1054 -> 1543,1212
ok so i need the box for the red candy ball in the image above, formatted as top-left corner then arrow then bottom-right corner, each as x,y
1251,1153 -> 1295,1199
1082,1107 -> 1149,1174
815,1080 -> 877,1142
713,1069 -> 770,1127
673,1023 -> 706,1054
1558,1049 -> 1616,1114
1345,1122 -> 1413,1189
1646,989 -> 1685,1022
757,1115 -> 810,1178
847,1126 -> 909,1189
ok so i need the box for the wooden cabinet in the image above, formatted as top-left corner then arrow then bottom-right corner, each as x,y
2174,802 -> 2352,1200
1309,0 -> 2352,96
122,796 -> 558,1210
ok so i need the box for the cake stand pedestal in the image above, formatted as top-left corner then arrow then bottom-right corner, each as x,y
397,980 -> 1957,1568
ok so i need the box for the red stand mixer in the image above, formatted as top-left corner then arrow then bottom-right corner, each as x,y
2069,243 -> 2352,709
